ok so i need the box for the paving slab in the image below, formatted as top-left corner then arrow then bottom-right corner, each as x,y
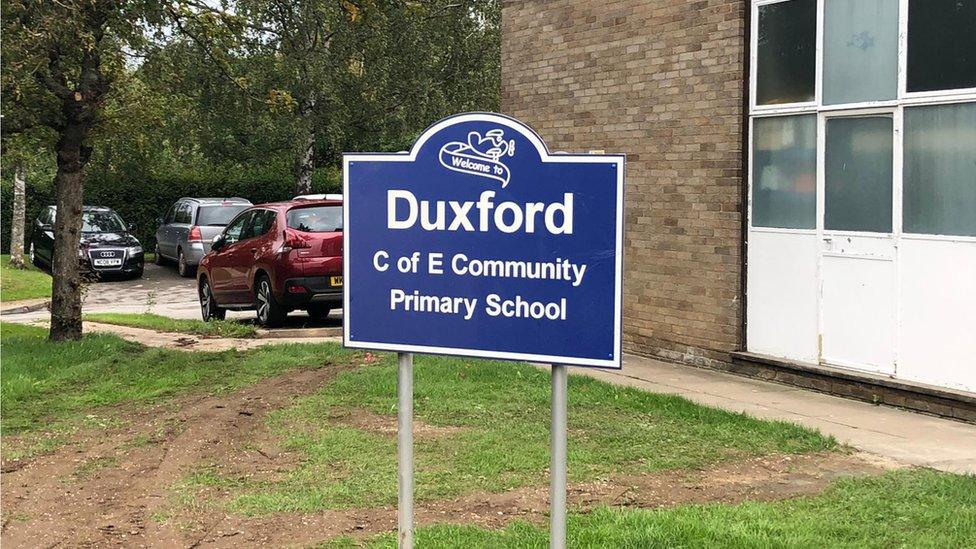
577,354 -> 976,474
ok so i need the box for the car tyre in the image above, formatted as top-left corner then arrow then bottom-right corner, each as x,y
306,304 -> 331,321
255,275 -> 286,328
177,248 -> 195,278
199,278 -> 226,321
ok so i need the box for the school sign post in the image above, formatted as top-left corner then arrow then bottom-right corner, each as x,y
344,112 -> 624,548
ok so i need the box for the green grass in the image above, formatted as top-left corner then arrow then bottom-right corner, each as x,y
1,254 -> 51,302
192,355 -> 835,514
83,312 -> 257,338
0,322 -> 354,440
338,469 -> 976,548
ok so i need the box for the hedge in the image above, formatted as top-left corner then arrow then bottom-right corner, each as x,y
1,167 -> 340,254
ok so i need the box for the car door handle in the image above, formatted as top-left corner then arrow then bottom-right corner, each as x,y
250,247 -> 257,253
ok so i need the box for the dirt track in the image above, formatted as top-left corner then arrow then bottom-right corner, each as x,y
0,353 -> 895,548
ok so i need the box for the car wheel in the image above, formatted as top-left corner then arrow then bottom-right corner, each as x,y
255,276 -> 286,328
306,304 -> 331,320
177,249 -> 195,278
154,244 -> 165,266
199,278 -> 226,321
132,267 -> 145,280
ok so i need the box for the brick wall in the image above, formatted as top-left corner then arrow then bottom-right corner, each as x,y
501,0 -> 746,367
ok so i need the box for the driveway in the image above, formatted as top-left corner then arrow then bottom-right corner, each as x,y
4,263 -> 342,327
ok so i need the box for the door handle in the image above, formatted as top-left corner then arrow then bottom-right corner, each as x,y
250,247 -> 258,253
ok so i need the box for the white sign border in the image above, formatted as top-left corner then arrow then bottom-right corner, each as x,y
342,112 -> 625,369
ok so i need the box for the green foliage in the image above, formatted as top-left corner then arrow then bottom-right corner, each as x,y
0,254 -> 50,301
186,354 -> 834,514
83,313 -> 256,338
348,470 -> 976,548
1,1 -> 501,249
0,165 -> 341,252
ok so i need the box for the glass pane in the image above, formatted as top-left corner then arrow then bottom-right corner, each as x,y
904,103 -> 976,237
824,0 -> 898,104
752,115 -> 817,229
907,0 -> 976,93
756,0 -> 817,105
825,117 -> 893,232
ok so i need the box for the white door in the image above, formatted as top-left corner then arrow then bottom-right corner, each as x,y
819,113 -> 897,375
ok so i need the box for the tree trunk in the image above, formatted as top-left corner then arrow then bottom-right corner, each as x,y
48,122 -> 90,341
294,99 -> 316,196
9,162 -> 27,269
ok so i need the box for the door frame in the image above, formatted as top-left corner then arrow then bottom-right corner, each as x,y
815,106 -> 902,374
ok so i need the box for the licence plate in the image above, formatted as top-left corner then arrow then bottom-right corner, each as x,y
93,258 -> 123,267
330,276 -> 343,287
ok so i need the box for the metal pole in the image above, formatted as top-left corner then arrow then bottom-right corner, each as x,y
398,352 -> 414,548
550,364 -> 568,549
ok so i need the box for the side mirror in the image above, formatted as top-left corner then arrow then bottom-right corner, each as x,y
211,234 -> 225,252
156,217 -> 164,226
128,222 -> 137,232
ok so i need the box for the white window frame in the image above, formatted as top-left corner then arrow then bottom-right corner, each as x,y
749,0 -> 976,241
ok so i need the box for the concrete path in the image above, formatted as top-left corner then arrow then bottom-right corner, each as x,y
78,321 -> 341,351
578,354 -> 976,474
3,263 -> 342,325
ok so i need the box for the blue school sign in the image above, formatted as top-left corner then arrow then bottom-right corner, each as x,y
343,112 -> 624,368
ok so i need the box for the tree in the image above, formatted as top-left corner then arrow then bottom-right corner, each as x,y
172,0 -> 501,195
8,160 -> 27,268
1,0 -> 165,340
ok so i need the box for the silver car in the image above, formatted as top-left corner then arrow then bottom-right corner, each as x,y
154,197 -> 252,277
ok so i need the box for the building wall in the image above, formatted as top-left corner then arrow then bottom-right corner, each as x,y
501,0 -> 747,367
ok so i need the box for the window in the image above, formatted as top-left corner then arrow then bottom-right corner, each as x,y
907,0 -> 976,93
287,206 -> 343,232
756,0 -> 817,105
824,116 -> 893,232
164,203 -> 179,224
242,210 -> 276,240
174,203 -> 193,224
823,0 -> 898,105
196,204 -> 249,227
903,102 -> 976,236
751,115 -> 817,229
222,212 -> 252,245
82,211 -> 127,233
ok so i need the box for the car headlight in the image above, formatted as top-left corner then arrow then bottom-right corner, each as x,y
78,248 -> 86,258
126,246 -> 143,256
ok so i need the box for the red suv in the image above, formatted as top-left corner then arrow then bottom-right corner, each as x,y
196,199 -> 343,327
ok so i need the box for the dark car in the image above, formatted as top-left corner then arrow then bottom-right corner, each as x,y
196,199 -> 343,327
154,197 -> 252,277
29,206 -> 145,279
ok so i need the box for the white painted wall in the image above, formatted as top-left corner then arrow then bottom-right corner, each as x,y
897,238 -> 976,393
747,233 -> 976,393
746,230 -> 819,363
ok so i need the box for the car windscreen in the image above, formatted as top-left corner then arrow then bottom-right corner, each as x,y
196,205 -> 249,226
286,205 -> 343,232
82,211 -> 126,233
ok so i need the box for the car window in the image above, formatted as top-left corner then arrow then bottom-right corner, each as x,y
163,203 -> 178,224
286,205 -> 343,232
83,211 -> 126,233
43,207 -> 55,225
175,203 -> 193,224
196,204 -> 249,226
242,210 -> 275,240
222,211 -> 253,246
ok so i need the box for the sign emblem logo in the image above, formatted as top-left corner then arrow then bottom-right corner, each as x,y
439,129 -> 516,187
